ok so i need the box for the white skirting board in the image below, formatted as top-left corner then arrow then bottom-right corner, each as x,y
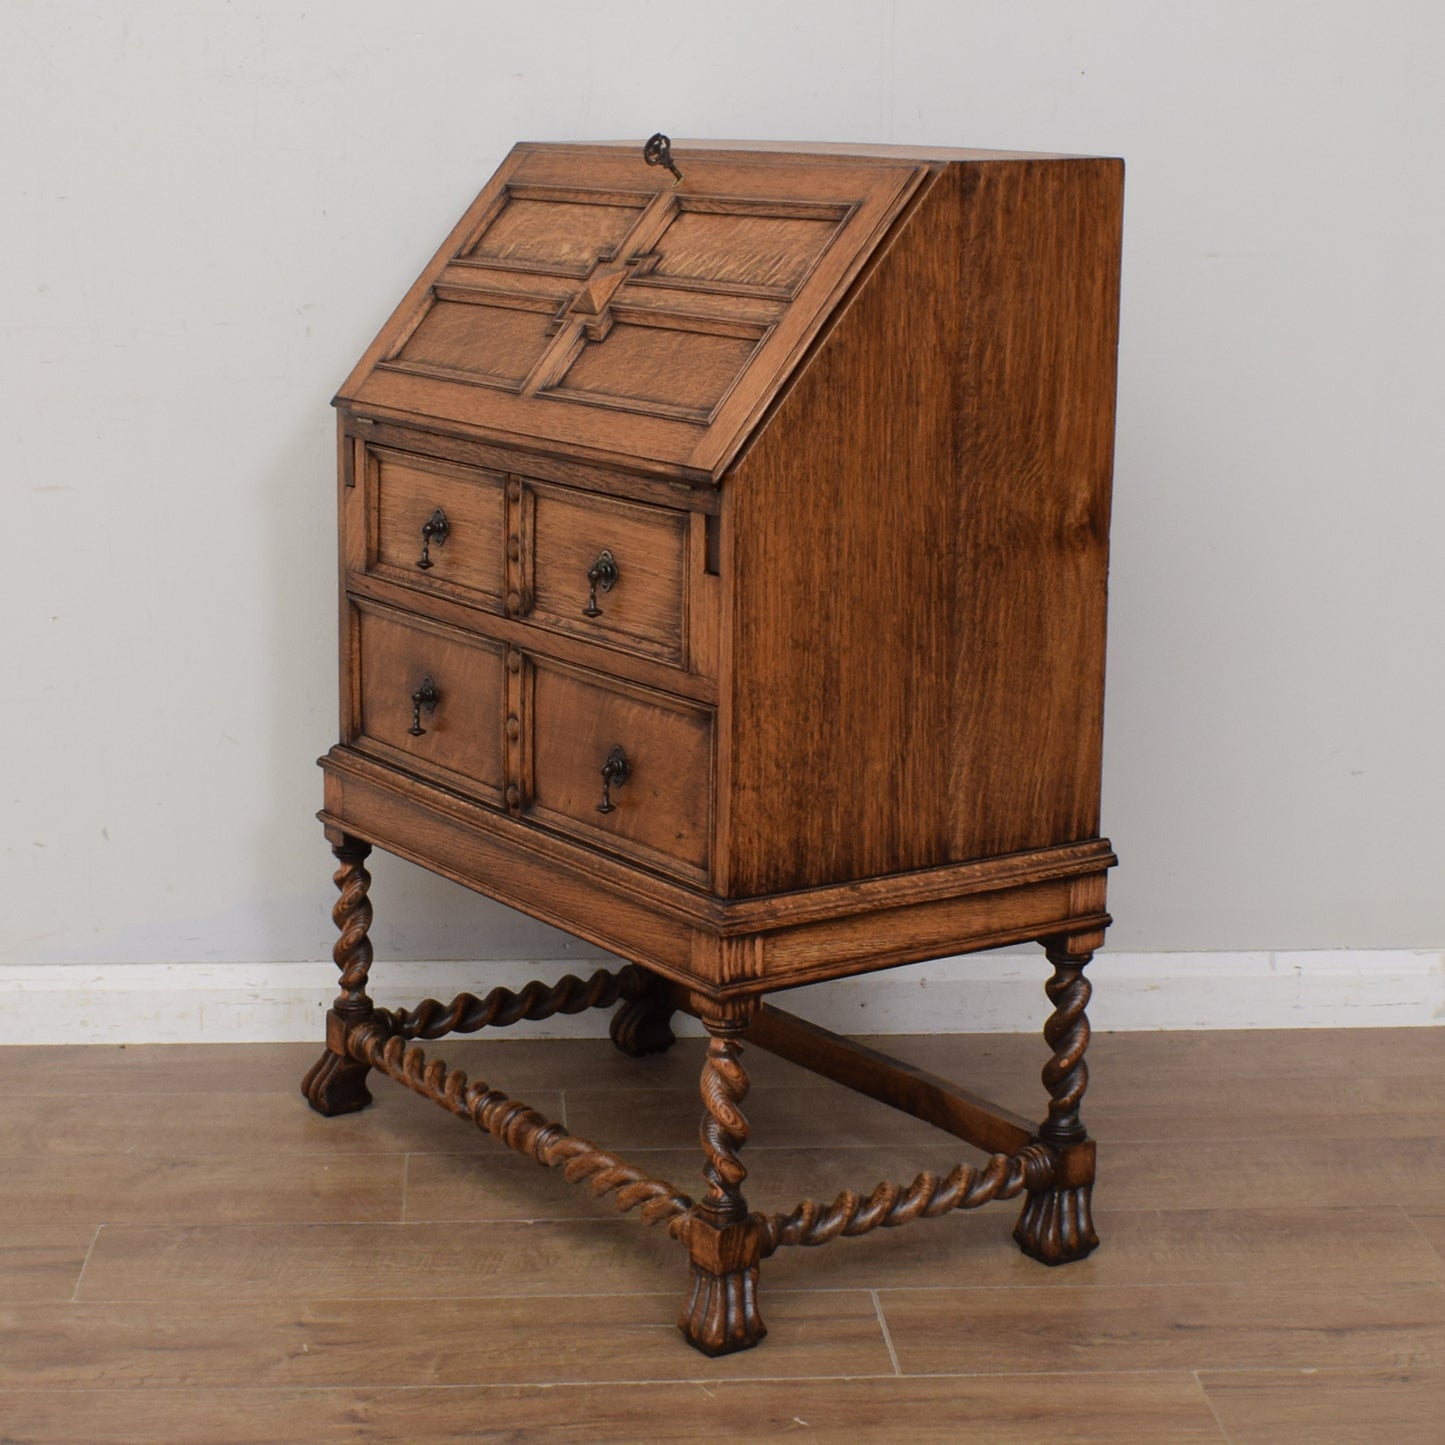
1,950 -> 1441,1044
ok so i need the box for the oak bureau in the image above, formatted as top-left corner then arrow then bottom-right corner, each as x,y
304,136 -> 1123,1355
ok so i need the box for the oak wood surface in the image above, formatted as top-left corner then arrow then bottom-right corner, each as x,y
320,751 -> 1113,991
525,479 -> 690,664
719,157 -> 1122,895
349,600 -> 506,804
368,447 -> 507,609
337,143 -> 931,476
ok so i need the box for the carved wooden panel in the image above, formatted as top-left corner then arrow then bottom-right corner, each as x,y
391,292 -> 557,389
544,315 -> 765,422
641,199 -> 850,298
461,185 -> 652,276
338,144 -> 931,476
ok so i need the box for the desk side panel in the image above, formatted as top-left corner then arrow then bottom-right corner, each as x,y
719,157 -> 1124,896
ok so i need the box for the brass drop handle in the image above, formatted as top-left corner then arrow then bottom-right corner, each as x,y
408,676 -> 439,736
596,744 -> 631,814
583,549 -> 619,617
416,508 -> 449,570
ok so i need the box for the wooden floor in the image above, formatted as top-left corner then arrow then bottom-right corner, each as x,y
1,1025 -> 1442,1443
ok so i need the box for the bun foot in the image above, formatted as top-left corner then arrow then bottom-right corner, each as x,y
610,972 -> 677,1057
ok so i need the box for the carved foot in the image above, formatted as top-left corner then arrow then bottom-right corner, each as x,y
676,1215 -> 767,1356
301,1047 -> 373,1117
1014,1141 -> 1098,1264
609,971 -> 677,1057
1014,1181 -> 1099,1265
301,1010 -> 373,1116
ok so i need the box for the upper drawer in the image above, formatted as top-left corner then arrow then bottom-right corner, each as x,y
522,480 -> 687,665
364,448 -> 506,611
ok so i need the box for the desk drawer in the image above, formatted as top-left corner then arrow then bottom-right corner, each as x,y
523,482 -> 687,665
524,657 -> 712,881
351,601 -> 506,806
365,449 -> 508,610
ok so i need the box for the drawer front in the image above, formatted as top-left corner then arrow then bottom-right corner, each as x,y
368,448 -> 507,610
352,602 -> 506,805
525,657 -> 712,881
525,482 -> 687,664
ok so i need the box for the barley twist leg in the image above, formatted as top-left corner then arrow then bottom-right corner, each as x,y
1014,940 -> 1100,1264
675,1006 -> 766,1356
302,835 -> 379,1117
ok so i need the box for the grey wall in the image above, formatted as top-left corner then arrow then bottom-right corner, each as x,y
3,1 -> 1441,989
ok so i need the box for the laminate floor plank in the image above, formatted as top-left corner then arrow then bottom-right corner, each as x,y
761,1205 -> 1445,1293
1407,1210 -> 1445,1262
0,1224 -> 97,1303
564,1081 -> 958,1151
879,1281 -> 1445,1375
75,1219 -> 683,1302
1104,1133 -> 1445,1210
0,1087 -> 564,1157
0,1290 -> 891,1389
1087,1026 -> 1444,1079
0,1374 -> 1227,1444
1198,1366 -> 1445,1444
0,1153 -> 404,1226
0,1043 -> 320,1095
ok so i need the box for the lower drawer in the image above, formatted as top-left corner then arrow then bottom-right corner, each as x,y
524,657 -> 713,883
350,601 -> 506,807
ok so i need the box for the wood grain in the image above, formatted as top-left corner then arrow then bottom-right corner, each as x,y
0,1290 -> 891,1389
0,1153 -> 403,1226
350,599 -> 507,803
525,479 -> 690,663
720,157 -> 1122,895
757,1206 -> 1445,1293
0,1225 -> 96,1303
1198,1367 -> 1445,1445
368,447 -> 507,608
1409,1211 -> 1445,1264
1102,1133 -> 1445,1210
0,1088 -> 564,1158
74,1220 -> 679,1302
338,143 -> 931,477
0,1374 -> 1227,1444
880,1282 -> 1445,1374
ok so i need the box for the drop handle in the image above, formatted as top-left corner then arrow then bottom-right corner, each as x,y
596,744 -> 631,814
416,508 -> 449,570
408,676 -> 439,736
583,549 -> 619,617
